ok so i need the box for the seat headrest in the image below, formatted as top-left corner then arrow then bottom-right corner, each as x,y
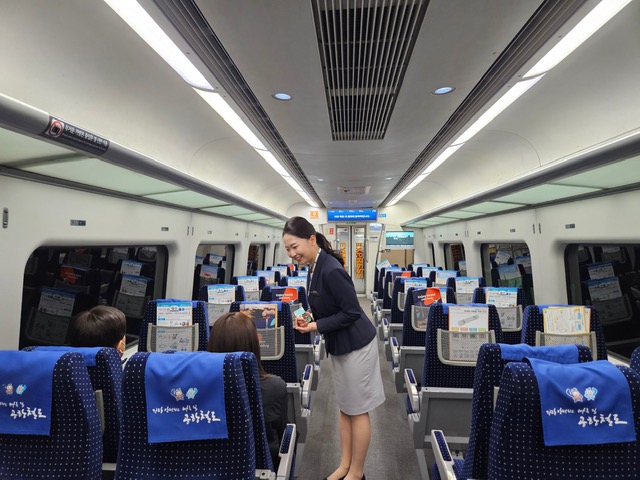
0,350 -> 67,435
526,358 -> 636,446
144,351 -> 228,443
499,343 -> 579,364
28,346 -> 103,367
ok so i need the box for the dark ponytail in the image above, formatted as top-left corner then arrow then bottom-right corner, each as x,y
283,216 -> 345,266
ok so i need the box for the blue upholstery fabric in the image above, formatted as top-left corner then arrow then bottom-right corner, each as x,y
230,302 -> 299,383
0,352 -> 102,479
236,352 -> 274,472
459,344 -> 592,480
138,299 -> 210,352
472,287 -> 527,344
261,286 -> 311,345
432,459 -> 464,480
115,352 -> 255,480
401,286 -> 430,348
23,346 -> 124,462
391,277 -> 408,324
631,346 -> 640,374
521,304 -> 607,360
421,304 -> 503,388
488,362 -> 640,480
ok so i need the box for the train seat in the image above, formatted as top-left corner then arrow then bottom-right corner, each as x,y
432,343 -> 592,480
486,360 -> 640,480
631,345 -> 640,374
404,303 -> 503,480
260,286 -> 321,390
23,346 -> 124,465
390,285 -> 454,395
232,275 -> 266,302
447,276 -> 485,305
384,276 -> 427,361
199,283 -> 246,325
115,351 -> 256,479
0,350 -> 102,480
472,286 -> 528,344
229,301 -> 312,451
236,351 -> 297,480
138,299 -> 210,352
521,304 -> 607,360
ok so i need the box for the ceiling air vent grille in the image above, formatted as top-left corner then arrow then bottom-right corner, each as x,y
312,0 -> 429,141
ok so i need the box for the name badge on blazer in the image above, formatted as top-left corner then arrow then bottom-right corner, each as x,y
309,291 -> 320,296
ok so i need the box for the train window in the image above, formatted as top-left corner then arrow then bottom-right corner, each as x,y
481,243 -> 534,303
20,245 -> 167,350
248,243 -> 266,274
193,244 -> 235,300
443,243 -> 465,272
565,243 -> 640,360
273,243 -> 279,266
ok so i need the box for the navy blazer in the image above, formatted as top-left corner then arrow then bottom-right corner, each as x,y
308,250 -> 376,356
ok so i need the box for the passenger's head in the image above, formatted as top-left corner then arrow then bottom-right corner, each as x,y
68,305 -> 127,355
283,216 -> 344,266
207,311 -> 268,378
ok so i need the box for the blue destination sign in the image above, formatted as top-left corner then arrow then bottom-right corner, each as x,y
327,209 -> 377,221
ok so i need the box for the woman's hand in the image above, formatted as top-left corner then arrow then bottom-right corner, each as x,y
294,320 -> 317,333
294,311 -> 316,332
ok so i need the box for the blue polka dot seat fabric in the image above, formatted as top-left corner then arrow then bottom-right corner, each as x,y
630,345 -> 640,374
23,345 -> 124,463
472,286 -> 527,344
236,352 -> 274,472
451,344 -> 592,480
138,299 -> 210,352
115,351 -> 255,480
0,351 -> 102,479
422,304 -> 503,388
230,301 -> 299,383
487,361 -> 640,479
521,304 -> 607,360
261,286 -> 311,345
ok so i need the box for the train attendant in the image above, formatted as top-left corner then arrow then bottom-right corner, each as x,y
283,216 -> 384,480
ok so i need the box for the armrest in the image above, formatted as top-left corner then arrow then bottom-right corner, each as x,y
301,364 -> 313,409
390,336 -> 400,368
313,335 -> 322,364
431,430 -> 457,480
404,368 -> 420,413
382,317 -> 389,341
276,423 -> 297,480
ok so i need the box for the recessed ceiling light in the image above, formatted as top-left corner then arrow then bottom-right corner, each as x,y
272,92 -> 292,101
432,86 -> 455,95
317,178 -> 324,182
385,177 -> 394,180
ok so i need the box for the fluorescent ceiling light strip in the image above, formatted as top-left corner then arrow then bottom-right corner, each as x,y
387,188 -> 412,207
282,175 -> 304,193
254,149 -> 290,176
452,75 -> 544,145
104,0 -> 212,90
524,0 -> 632,78
423,144 -> 465,175
194,89 -> 267,150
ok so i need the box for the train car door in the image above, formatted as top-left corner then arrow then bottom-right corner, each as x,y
336,225 -> 366,294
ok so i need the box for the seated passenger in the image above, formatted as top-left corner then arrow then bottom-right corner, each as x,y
207,311 -> 290,469
68,305 -> 127,357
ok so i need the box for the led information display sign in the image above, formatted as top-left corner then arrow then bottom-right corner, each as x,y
327,209 -> 377,221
